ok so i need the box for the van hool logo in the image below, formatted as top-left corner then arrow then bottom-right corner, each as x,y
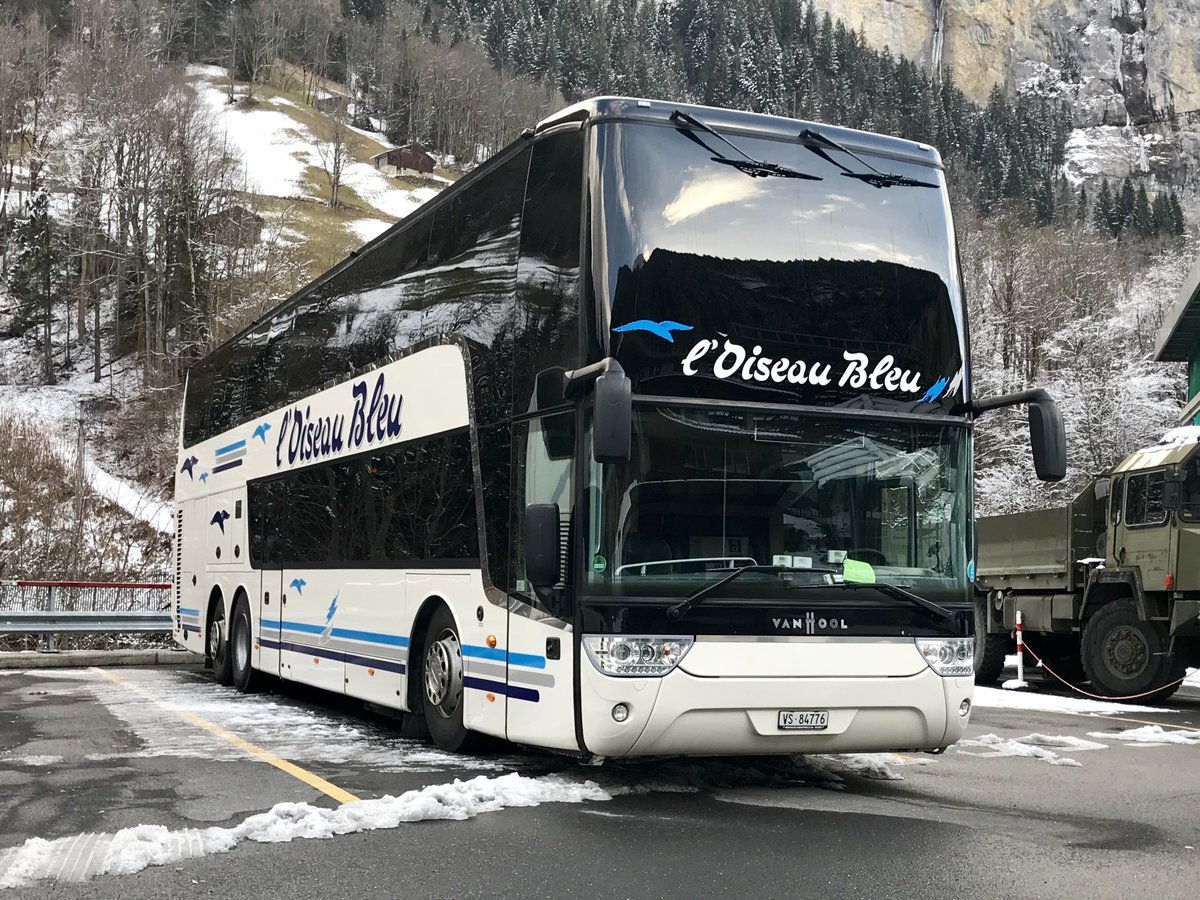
275,370 -> 403,468
772,613 -> 849,633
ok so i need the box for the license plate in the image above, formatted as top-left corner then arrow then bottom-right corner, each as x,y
777,709 -> 829,731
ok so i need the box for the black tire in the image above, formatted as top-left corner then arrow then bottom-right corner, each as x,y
230,597 -> 257,694
420,606 -> 476,753
973,594 -> 1008,685
1040,652 -> 1087,685
208,598 -> 233,686
1081,599 -> 1180,700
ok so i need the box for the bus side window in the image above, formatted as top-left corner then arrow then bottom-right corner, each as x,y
512,412 -> 576,616
513,129 -> 584,415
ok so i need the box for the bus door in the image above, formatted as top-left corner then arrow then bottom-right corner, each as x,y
505,413 -> 578,751
259,570 -> 283,676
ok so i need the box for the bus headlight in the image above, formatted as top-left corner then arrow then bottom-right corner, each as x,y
583,635 -> 694,677
915,638 -> 975,677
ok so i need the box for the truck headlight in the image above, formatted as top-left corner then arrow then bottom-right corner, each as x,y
583,635 -> 693,677
915,637 -> 975,677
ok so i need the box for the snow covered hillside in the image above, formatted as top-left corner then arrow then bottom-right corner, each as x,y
186,65 -> 444,264
1,67 -> 455,578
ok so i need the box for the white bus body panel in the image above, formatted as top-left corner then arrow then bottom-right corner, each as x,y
579,638 -> 972,757
503,610 -> 576,751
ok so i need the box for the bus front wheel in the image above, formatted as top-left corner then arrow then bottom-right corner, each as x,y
421,607 -> 473,752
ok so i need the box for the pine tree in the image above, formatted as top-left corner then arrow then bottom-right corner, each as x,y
1076,185 -> 1088,226
1093,179 -> 1114,235
7,190 -> 66,383
1133,184 -> 1153,238
1115,178 -> 1136,237
1168,191 -> 1186,237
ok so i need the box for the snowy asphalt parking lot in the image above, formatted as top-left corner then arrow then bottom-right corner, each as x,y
1,665 -> 1198,898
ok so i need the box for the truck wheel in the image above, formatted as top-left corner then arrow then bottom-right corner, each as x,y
1081,600 -> 1176,699
973,594 -> 1008,685
1040,652 -> 1086,685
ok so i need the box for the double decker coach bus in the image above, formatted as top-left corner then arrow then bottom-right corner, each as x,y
175,97 -> 1065,759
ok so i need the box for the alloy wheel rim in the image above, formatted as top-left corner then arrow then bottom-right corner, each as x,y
424,630 -> 463,716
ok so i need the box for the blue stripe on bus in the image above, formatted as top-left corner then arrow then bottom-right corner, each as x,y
179,607 -> 199,617
182,624 -> 200,635
261,618 -> 280,630
216,439 -> 247,455
332,627 -> 409,647
464,676 -> 539,703
463,644 -> 546,669
344,653 -> 406,674
277,620 -> 408,648
212,459 -> 243,473
260,636 -> 406,674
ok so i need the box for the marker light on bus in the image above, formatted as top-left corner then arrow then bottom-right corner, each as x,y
914,638 -> 975,678
583,636 -> 694,677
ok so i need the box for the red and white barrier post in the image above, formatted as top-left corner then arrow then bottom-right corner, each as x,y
1015,609 -> 1024,685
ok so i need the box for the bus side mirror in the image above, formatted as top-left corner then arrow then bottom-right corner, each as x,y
593,369 -> 631,464
525,503 -> 561,588
1030,399 -> 1066,482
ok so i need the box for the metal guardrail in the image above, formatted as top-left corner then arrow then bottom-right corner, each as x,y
0,580 -> 173,649
0,611 -> 172,633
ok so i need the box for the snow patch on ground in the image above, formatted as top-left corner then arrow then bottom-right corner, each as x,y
1002,679 -> 1031,690
0,773 -> 609,888
957,733 -> 1093,767
2,755 -> 64,766
347,218 -> 393,244
1086,725 -> 1200,745
973,686 -> 1167,715
814,753 -> 907,781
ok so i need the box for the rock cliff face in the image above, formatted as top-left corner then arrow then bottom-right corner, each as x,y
815,0 -> 1200,187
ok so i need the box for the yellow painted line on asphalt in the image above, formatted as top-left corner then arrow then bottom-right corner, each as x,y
90,667 -> 360,804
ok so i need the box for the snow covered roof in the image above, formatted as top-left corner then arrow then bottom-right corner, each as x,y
1153,249 -> 1200,362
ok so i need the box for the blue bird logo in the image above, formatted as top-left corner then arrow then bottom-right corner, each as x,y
612,319 -> 694,343
252,422 -> 272,443
919,377 -> 949,404
209,509 -> 230,533
289,578 -> 307,596
180,456 -> 199,479
198,471 -> 209,484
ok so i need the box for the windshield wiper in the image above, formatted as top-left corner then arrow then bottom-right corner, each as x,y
798,127 -> 938,189
666,565 -> 788,622
670,110 -> 821,181
785,580 -> 956,624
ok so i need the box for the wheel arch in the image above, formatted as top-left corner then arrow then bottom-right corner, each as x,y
1081,573 -> 1145,622
406,594 -> 453,713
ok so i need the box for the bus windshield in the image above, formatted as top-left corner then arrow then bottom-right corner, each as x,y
593,119 -> 967,411
586,406 -> 971,605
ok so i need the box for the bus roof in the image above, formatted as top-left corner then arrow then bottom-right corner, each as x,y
536,96 -> 945,170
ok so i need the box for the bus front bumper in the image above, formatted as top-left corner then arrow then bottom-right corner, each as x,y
580,665 -> 973,758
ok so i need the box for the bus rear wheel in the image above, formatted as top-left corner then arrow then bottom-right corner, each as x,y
421,607 -> 475,753
230,597 -> 257,694
208,599 -> 233,686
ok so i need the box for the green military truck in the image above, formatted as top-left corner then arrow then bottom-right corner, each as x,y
974,435 -> 1200,700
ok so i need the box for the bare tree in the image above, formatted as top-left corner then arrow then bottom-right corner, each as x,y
315,103 -> 350,208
